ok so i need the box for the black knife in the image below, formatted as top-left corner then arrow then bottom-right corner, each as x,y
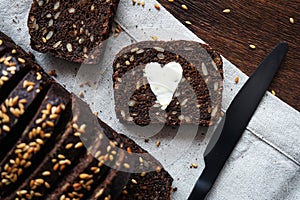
188,42 -> 289,200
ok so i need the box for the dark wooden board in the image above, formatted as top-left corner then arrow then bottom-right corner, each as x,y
158,0 -> 300,111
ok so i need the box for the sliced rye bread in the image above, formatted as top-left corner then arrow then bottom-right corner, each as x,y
0,31 -> 174,200
27,0 -> 120,64
113,40 -> 223,126
89,120 -> 173,200
46,95 -> 123,200
0,83 -> 70,198
0,70 -> 52,161
0,32 -> 39,106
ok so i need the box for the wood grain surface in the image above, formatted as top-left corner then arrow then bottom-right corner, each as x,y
158,0 -> 300,111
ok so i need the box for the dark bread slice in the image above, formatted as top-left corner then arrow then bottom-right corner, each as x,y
0,83 -> 70,198
113,40 -> 223,126
89,120 -> 173,200
0,70 -> 51,161
0,32 -> 39,104
47,96 -> 123,200
107,132 -> 173,200
28,0 -> 120,64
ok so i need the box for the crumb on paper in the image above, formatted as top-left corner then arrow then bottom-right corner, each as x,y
48,69 -> 57,77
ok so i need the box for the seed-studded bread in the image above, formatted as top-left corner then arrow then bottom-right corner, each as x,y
89,120 -> 174,200
46,96 -> 122,200
27,0 -> 120,64
0,70 -> 51,161
0,84 -> 70,198
113,40 -> 223,126
0,31 -> 174,200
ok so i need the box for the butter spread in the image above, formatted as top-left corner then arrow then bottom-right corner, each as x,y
144,62 -> 183,110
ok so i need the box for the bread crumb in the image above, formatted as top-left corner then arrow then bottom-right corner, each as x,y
48,70 -> 57,77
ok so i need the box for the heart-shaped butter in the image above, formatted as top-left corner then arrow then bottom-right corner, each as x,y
145,62 -> 183,110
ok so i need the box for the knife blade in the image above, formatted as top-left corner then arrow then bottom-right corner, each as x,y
188,42 -> 289,200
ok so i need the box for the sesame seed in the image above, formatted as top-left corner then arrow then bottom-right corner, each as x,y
181,4 -> 188,10
58,154 -> 65,159
65,143 -> 73,149
235,76 -> 239,84
66,43 -> 73,52
154,3 -> 160,10
168,0 -> 174,2
36,138 -> 44,145
79,173 -> 91,179
3,125 -> 10,132
155,140 -> 161,147
19,190 -> 28,195
44,182 -> 51,188
36,72 -> 42,80
223,9 -> 231,13
0,39 -> 3,45
46,121 -> 55,127
27,85 -> 34,92
34,192 -> 43,197
42,171 -> 51,176
249,44 -> 256,49
75,142 -> 83,149
35,178 -> 44,184
191,163 -> 198,168
53,163 -> 59,171
289,17 -> 295,24
185,21 -> 192,25
42,37 -> 47,43
131,179 -> 137,184
271,90 -> 276,96
123,163 -> 130,169
151,36 -> 158,41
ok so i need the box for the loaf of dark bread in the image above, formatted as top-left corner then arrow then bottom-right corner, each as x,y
27,0 -> 120,64
113,41 -> 223,126
0,31 -> 174,200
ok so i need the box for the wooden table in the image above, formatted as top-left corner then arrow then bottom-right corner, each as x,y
158,0 -> 300,111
